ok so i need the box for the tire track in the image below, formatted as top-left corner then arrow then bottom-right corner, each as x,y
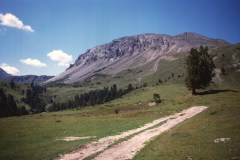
59,106 -> 207,160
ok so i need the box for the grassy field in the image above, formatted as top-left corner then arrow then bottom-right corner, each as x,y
134,87 -> 240,159
0,83 -> 239,160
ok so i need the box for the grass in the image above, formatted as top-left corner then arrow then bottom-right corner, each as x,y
0,83 -> 239,160
133,86 -> 240,160
144,54 -> 186,85
0,112 -> 147,160
46,86 -> 90,102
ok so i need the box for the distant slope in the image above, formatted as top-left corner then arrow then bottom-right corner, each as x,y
0,68 -> 53,84
144,43 -> 240,87
8,75 -> 54,84
211,43 -> 240,86
46,32 -> 229,85
0,68 -> 13,78
0,74 -> 53,84
0,80 -> 30,111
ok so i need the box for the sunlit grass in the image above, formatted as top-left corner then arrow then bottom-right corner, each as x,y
0,84 -> 239,160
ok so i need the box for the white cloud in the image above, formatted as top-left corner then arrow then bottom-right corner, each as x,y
20,58 -> 47,67
47,50 -> 73,67
0,63 -> 20,76
0,13 -> 34,32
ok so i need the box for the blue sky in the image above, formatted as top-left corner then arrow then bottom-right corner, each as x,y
0,0 -> 240,76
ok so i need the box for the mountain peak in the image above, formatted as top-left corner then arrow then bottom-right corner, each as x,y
176,32 -> 230,45
46,32 -> 230,84
178,32 -> 203,37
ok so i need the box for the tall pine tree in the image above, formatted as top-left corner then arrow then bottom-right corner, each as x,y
185,46 -> 215,95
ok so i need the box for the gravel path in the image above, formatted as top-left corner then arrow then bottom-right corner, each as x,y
59,106 -> 207,160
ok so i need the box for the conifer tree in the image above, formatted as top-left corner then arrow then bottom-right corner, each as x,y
185,46 -> 215,95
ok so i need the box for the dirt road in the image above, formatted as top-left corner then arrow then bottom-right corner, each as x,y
59,106 -> 207,160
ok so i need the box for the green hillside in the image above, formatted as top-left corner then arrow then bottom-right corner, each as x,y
0,83 -> 240,159
0,80 -> 30,110
0,44 -> 239,159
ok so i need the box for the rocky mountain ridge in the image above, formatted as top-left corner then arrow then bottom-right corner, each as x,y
46,32 -> 229,84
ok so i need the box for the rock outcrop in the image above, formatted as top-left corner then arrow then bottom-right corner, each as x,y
46,32 -> 229,84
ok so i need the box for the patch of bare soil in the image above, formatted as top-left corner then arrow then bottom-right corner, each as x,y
56,136 -> 96,142
214,138 -> 230,143
148,102 -> 156,106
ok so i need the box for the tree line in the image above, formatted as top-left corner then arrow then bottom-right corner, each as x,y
21,82 -> 47,113
48,84 -> 134,111
0,88 -> 28,117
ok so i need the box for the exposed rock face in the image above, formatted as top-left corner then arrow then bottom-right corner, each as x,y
46,32 -> 229,84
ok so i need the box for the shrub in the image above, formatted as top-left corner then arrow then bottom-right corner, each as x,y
143,83 -> 148,87
153,93 -> 161,104
115,109 -> 119,114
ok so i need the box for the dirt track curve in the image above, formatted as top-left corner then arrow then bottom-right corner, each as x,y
59,106 -> 207,160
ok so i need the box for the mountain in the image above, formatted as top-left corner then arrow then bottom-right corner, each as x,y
0,71 -> 53,84
7,75 -> 54,84
0,68 -> 13,78
45,32 -> 230,85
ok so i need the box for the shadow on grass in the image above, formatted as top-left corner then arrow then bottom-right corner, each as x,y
197,89 -> 238,95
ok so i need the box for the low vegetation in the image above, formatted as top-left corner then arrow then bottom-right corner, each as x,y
153,93 -> 161,104
0,83 -> 239,160
134,86 -> 240,160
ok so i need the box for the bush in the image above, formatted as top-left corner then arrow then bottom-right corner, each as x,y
143,83 -> 148,87
221,66 -> 226,75
115,109 -> 119,114
153,93 -> 161,104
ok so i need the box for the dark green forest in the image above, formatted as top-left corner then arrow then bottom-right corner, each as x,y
0,88 -> 28,117
48,84 -> 134,111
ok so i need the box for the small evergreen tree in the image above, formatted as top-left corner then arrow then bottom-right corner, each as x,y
185,46 -> 215,95
221,66 -> 226,75
30,81 -> 34,88
127,84 -> 134,92
142,83 -> 147,87
158,79 -> 163,83
153,93 -> 161,103
9,80 -> 15,89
